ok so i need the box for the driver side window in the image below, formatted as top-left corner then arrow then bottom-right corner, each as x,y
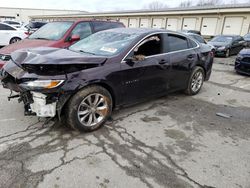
134,34 -> 163,57
71,22 -> 92,39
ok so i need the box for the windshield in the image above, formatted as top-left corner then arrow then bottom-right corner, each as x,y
244,33 -> 250,38
69,31 -> 140,56
28,21 -> 73,40
210,36 -> 233,43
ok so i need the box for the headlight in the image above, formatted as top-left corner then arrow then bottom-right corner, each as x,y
22,80 -> 64,89
217,46 -> 226,50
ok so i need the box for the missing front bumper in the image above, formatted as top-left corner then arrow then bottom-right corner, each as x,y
30,92 -> 57,117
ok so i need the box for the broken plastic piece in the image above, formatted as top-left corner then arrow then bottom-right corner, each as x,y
216,112 -> 232,119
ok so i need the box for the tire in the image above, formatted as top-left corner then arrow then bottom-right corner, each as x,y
9,37 -> 21,44
184,67 -> 205,95
65,85 -> 112,132
225,49 -> 230,58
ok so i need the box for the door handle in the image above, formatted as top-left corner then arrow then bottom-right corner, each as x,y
187,54 -> 195,61
159,59 -> 168,65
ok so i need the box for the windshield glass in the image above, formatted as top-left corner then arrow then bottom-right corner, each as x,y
210,36 -> 233,43
244,33 -> 250,38
69,31 -> 140,56
29,22 -> 73,40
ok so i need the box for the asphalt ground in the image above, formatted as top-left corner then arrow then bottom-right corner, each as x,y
0,56 -> 249,188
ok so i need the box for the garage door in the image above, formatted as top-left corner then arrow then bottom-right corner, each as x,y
201,18 -> 218,36
128,18 -> 138,28
119,18 -> 128,27
140,18 -> 150,28
182,18 -> 197,30
152,18 -> 163,28
166,18 -> 178,31
223,17 -> 244,35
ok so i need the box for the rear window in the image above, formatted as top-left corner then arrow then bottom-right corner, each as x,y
93,21 -> 124,32
0,24 -> 16,31
168,34 -> 189,52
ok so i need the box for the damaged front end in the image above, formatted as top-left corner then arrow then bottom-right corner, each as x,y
0,47 -> 105,119
1,65 -> 70,118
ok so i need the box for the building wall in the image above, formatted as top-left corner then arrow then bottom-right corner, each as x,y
0,7 -> 85,23
30,6 -> 250,37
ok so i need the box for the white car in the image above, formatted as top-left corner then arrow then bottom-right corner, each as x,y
0,22 -> 27,46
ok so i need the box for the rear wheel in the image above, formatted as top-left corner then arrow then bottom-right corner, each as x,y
184,67 -> 205,95
9,37 -> 21,44
65,85 -> 112,132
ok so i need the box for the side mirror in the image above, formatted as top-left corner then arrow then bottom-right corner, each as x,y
70,34 -> 80,42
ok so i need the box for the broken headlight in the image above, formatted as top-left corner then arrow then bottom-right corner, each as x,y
21,80 -> 64,90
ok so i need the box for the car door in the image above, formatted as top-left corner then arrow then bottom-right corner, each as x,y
0,23 -> 16,45
120,33 -> 171,104
231,37 -> 242,55
66,22 -> 93,46
166,33 -> 198,91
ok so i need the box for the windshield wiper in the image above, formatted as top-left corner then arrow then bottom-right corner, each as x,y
79,50 -> 96,55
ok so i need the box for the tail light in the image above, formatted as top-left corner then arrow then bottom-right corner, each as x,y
24,32 -> 30,35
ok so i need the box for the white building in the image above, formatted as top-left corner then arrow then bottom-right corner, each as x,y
0,7 -> 86,23
30,4 -> 250,37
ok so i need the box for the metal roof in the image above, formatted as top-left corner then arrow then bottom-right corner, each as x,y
30,3 -> 250,19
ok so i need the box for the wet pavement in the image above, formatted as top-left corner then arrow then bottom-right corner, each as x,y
0,56 -> 249,188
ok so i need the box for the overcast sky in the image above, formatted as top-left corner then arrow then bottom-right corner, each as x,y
0,0 -> 249,12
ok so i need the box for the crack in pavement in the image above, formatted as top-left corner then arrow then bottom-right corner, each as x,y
208,81 -> 250,93
0,95 -> 249,188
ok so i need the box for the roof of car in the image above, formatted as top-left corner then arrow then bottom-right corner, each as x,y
100,28 -> 174,35
216,34 -> 241,37
47,19 -> 123,24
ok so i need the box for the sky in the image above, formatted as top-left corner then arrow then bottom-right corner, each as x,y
0,0 -> 249,12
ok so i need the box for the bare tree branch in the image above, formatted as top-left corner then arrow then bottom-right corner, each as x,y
179,0 -> 192,7
196,0 -> 223,6
144,1 -> 168,10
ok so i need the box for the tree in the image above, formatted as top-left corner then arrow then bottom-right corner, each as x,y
179,0 -> 192,7
144,1 -> 168,10
196,0 -> 223,6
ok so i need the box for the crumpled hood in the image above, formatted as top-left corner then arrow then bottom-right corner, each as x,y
11,47 -> 107,66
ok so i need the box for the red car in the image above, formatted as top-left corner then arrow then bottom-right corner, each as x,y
0,20 -> 124,68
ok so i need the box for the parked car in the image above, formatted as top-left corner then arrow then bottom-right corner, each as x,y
180,30 -> 201,35
0,20 -> 125,68
208,35 -> 246,57
0,28 -> 214,132
24,21 -> 47,34
2,20 -> 22,28
235,48 -> 250,75
0,22 -> 27,46
184,33 -> 215,53
243,33 -> 250,47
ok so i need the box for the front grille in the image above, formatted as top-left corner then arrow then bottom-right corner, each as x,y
242,57 -> 250,63
0,54 -> 11,61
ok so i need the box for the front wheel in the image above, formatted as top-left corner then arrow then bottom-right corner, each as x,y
184,67 -> 205,95
65,86 -> 113,132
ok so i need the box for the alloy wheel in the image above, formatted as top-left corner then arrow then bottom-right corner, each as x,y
77,93 -> 108,127
191,71 -> 203,93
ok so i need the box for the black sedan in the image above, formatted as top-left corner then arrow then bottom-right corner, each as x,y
208,35 -> 245,57
0,28 -> 214,132
235,48 -> 250,75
